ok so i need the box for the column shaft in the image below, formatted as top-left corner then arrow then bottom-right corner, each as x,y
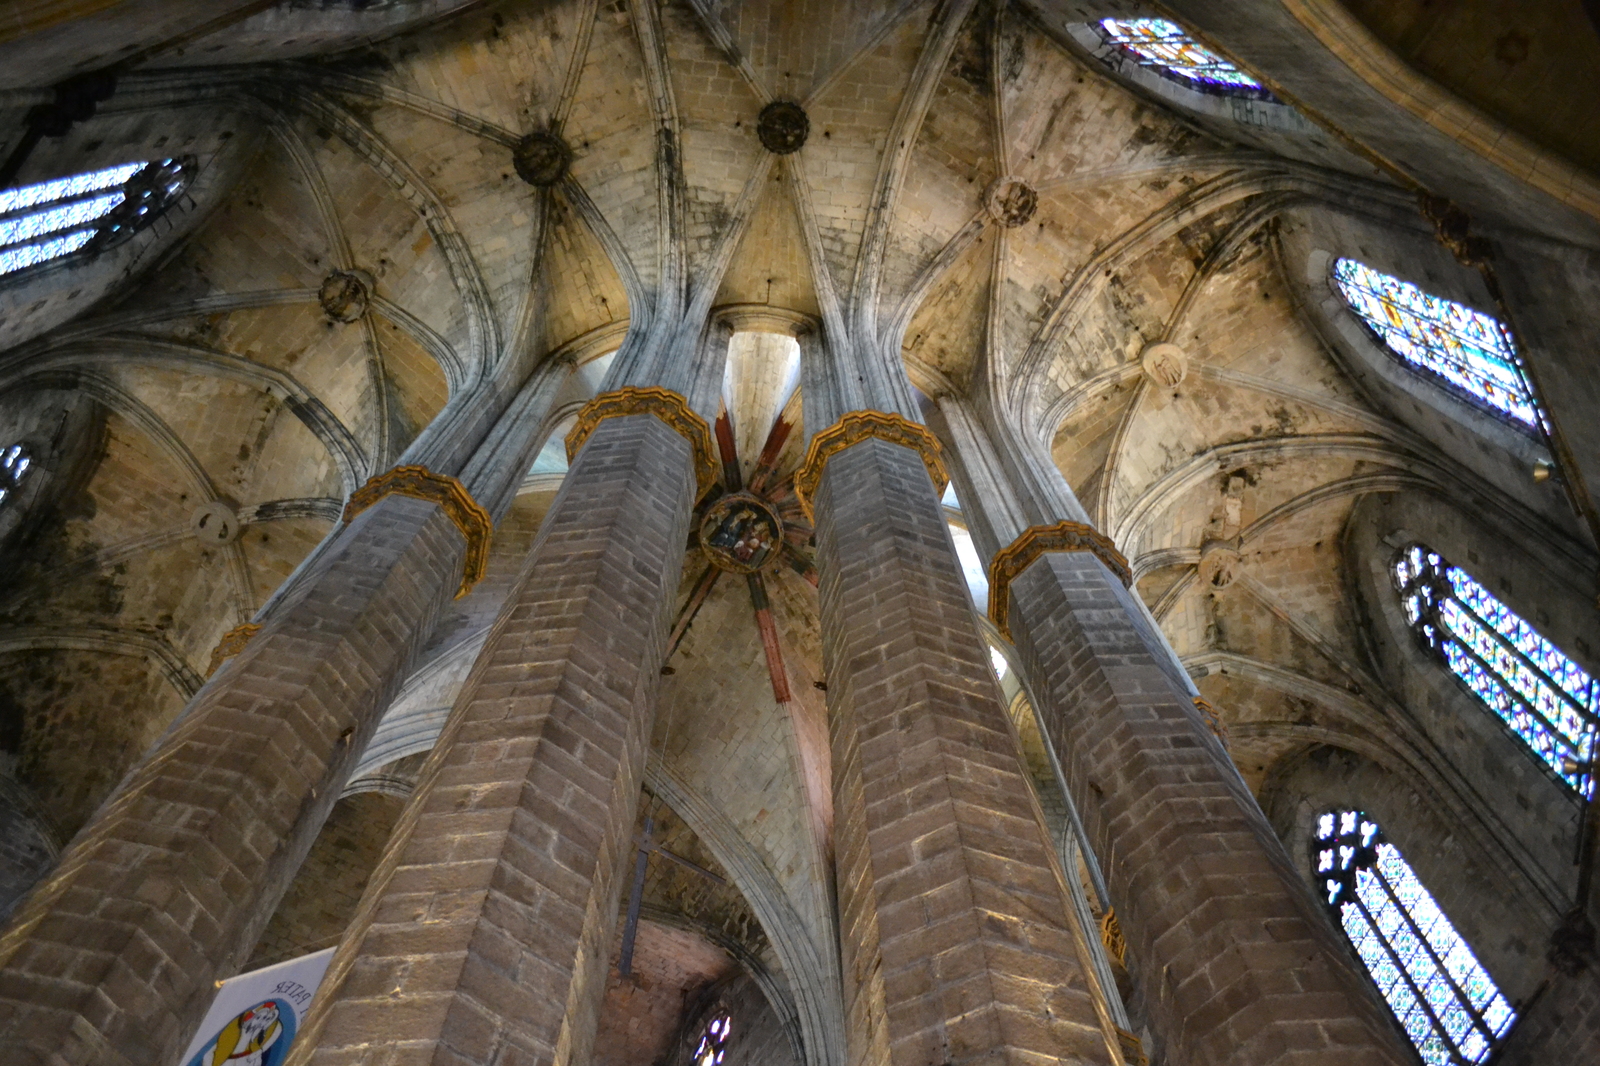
814,436 -> 1113,1066
293,412 -> 697,1066
0,495 -> 468,1066
1006,552 -> 1410,1066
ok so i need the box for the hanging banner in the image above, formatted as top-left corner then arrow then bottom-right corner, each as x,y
177,947 -> 337,1066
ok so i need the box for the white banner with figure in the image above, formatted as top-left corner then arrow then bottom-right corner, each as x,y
177,948 -> 336,1066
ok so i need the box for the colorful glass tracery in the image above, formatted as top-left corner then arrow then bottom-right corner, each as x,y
1316,810 -> 1514,1064
693,1012 -> 730,1066
1096,18 -> 1264,93
0,158 -> 192,277
1333,259 -> 1539,430
0,444 -> 30,507
1394,544 -> 1597,794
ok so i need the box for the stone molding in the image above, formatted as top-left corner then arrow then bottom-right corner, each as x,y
1117,1028 -> 1148,1066
205,622 -> 261,677
1193,697 -> 1231,749
987,520 -> 1131,640
793,410 -> 949,520
341,465 -> 491,599
564,386 -> 717,500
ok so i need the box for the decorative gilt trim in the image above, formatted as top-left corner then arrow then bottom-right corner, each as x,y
987,520 -> 1131,640
206,623 -> 261,677
564,386 -> 718,500
342,465 -> 492,599
1193,697 -> 1230,749
792,410 -> 949,520
1117,1028 -> 1148,1066
1099,908 -> 1127,967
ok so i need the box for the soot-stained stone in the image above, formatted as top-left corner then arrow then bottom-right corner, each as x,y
984,176 -> 1038,228
757,101 -> 809,155
699,492 -> 783,573
514,130 -> 573,187
318,270 -> 371,323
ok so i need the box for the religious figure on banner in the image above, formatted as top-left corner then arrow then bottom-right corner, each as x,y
192,1000 -> 288,1066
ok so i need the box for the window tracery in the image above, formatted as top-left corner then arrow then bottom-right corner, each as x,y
0,444 -> 30,506
692,1011 -> 730,1066
1095,18 -> 1266,95
1316,810 -> 1514,1063
0,158 -> 192,278
1393,544 -> 1597,794
1332,258 -> 1539,431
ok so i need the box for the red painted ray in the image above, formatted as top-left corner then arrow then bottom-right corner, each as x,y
782,544 -> 819,587
665,564 -> 721,661
746,572 -> 792,703
713,408 -> 742,491
746,416 -> 793,495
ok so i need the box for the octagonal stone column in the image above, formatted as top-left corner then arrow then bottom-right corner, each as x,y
931,392 -> 1414,1066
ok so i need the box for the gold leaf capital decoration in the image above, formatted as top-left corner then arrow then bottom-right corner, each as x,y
206,622 -> 261,678
1193,697 -> 1230,749
342,465 -> 492,599
1117,1028 -> 1149,1066
1099,908 -> 1127,967
987,520 -> 1131,640
564,386 -> 718,500
793,410 -> 949,520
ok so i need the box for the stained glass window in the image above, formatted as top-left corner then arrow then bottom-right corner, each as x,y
1333,259 -> 1539,431
0,158 -> 192,278
0,444 -> 30,507
1316,810 -> 1514,1063
693,1012 -> 730,1066
1096,18 -> 1265,94
1394,544 -> 1597,795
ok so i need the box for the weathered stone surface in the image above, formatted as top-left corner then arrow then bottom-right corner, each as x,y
0,494 -> 468,1066
293,412 -> 697,1066
1005,550 -> 1412,1066
813,435 -> 1112,1066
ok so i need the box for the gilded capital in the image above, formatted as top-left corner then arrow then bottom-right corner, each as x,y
564,386 -> 718,499
793,410 -> 949,520
342,465 -> 492,599
206,622 -> 261,677
987,520 -> 1131,640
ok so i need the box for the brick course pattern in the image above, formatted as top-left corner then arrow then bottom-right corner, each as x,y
1005,551 -> 1413,1066
0,494 -> 469,1066
291,413 -> 696,1066
812,436 -> 1112,1066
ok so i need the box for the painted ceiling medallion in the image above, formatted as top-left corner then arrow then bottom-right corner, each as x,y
699,491 -> 784,574
513,130 -> 572,187
757,101 -> 810,155
318,269 -> 372,323
984,176 -> 1038,228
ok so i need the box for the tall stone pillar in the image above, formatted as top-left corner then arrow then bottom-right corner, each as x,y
931,393 -> 1413,1066
0,362 -> 568,1066
797,331 -> 1123,1066
289,357 -> 720,1065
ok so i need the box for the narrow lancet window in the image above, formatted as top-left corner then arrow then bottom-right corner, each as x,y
1317,810 -> 1514,1063
1394,544 -> 1597,793
693,1012 -> 730,1066
1096,18 -> 1265,93
0,444 -> 30,506
1333,259 -> 1539,430
0,158 -> 192,277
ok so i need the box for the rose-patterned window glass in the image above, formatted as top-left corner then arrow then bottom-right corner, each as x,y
1096,18 -> 1265,93
1316,810 -> 1514,1063
1333,258 -> 1540,431
0,444 -> 31,507
1394,544 -> 1598,795
0,158 -> 191,277
693,1012 -> 730,1066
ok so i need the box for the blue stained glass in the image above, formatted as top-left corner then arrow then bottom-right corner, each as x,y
0,159 -> 190,278
1318,810 -> 1514,1063
0,443 -> 31,511
1096,18 -> 1264,93
1394,544 -> 1598,793
1333,258 -> 1539,429
0,161 -> 142,215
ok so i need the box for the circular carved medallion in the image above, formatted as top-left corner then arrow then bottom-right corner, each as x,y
699,492 -> 784,573
757,101 -> 810,155
513,130 -> 572,186
318,270 -> 371,323
192,501 -> 240,545
1199,540 -> 1241,589
1140,341 -> 1188,387
984,176 -> 1038,228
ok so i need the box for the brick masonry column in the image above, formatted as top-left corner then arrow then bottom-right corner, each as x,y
810,433 -> 1116,1066
1003,551 -> 1413,1066
290,410 -> 698,1066
0,493 -> 470,1066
